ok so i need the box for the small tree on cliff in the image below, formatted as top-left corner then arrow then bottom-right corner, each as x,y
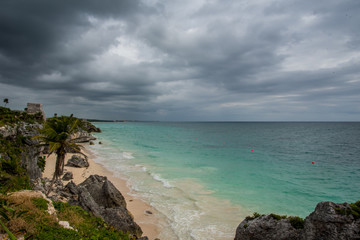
36,115 -> 86,183
3,98 -> 9,107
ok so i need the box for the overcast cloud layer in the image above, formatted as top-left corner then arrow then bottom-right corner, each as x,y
1,0 -> 359,121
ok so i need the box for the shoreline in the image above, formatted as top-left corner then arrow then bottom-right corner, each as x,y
42,144 -> 161,240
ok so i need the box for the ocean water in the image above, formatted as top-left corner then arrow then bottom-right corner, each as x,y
88,122 -> 360,240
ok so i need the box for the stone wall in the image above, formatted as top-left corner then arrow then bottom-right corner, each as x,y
26,102 -> 46,120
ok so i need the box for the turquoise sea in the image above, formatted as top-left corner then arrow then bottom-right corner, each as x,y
88,122 -> 360,240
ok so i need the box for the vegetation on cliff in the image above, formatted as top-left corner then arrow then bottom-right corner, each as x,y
0,106 -> 134,239
0,194 -> 132,239
0,136 -> 31,193
0,106 -> 44,127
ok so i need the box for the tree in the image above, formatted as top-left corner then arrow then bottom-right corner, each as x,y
3,98 -> 8,107
35,115 -> 86,184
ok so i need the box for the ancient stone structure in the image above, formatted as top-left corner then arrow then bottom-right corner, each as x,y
26,102 -> 46,120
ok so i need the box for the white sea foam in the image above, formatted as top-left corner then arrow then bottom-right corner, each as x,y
89,129 -> 247,240
150,173 -> 173,188
122,152 -> 134,159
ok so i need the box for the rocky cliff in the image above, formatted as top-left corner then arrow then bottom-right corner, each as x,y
36,175 -> 144,238
235,201 -> 360,240
66,175 -> 143,238
0,122 -> 44,180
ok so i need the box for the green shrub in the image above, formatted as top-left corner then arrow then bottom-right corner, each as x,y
0,137 -> 31,193
32,198 -> 48,211
335,201 -> 360,219
245,212 -> 265,221
37,156 -> 46,172
35,225 -> 81,240
53,201 -> 132,240
288,216 -> 305,229
269,213 -> 287,220
0,107 -> 44,127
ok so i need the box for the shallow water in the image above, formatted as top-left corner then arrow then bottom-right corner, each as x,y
89,122 -> 360,240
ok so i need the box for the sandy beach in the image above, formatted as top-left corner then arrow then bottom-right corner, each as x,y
43,144 -> 161,240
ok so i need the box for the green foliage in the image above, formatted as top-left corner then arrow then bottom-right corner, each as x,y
0,137 -> 31,193
335,200 -> 360,219
243,224 -> 248,229
36,115 -> 86,180
0,107 -> 44,127
37,156 -> 46,172
53,201 -> 132,240
288,216 -> 305,229
245,212 -> 265,221
0,219 -> 17,240
3,98 -> 9,107
245,212 -> 304,229
35,225 -> 81,240
32,198 -> 48,211
269,213 -> 287,220
0,196 -> 132,239
0,199 -> 28,239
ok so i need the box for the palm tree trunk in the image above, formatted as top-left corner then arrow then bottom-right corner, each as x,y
54,152 -> 65,180
47,149 -> 65,196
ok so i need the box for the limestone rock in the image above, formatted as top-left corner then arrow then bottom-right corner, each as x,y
72,129 -> 96,143
235,215 -> 302,240
0,125 -> 17,138
65,175 -> 143,238
65,155 -> 89,168
62,171 -> 73,181
303,201 -> 360,240
1,123 -> 44,180
59,221 -> 74,230
234,201 -> 360,240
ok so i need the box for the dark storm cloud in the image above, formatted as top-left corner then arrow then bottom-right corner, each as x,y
0,0 -> 359,120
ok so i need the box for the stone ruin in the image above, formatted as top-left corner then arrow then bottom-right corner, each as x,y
26,103 -> 46,120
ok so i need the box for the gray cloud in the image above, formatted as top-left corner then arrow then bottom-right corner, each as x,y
0,0 -> 359,120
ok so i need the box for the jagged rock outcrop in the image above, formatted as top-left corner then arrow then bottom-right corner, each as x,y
0,125 -> 17,138
65,175 -> 143,238
1,123 -> 44,180
82,120 -> 101,133
18,123 -> 44,180
235,215 -> 302,240
65,155 -> 89,168
303,201 -> 360,240
72,129 -> 97,143
62,171 -> 73,181
235,201 -> 360,240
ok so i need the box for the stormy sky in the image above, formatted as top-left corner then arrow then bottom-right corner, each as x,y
1,0 -> 359,121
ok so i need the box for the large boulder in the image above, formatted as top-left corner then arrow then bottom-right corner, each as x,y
65,155 -> 89,168
65,175 -> 143,238
234,201 -> 360,240
72,129 -> 96,143
235,215 -> 302,240
303,201 -> 360,240
62,171 -> 73,181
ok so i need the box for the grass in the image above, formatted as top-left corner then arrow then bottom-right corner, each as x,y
32,198 -> 48,211
0,195 -> 133,240
53,201 -> 133,240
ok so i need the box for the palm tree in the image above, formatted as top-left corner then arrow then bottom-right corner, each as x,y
3,98 -> 9,107
35,115 -> 86,183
